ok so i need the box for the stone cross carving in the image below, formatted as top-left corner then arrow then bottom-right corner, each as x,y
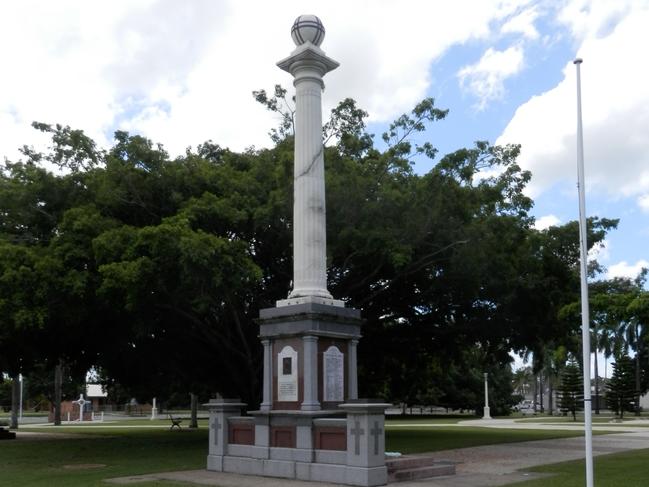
73,394 -> 87,422
350,420 -> 365,455
370,421 -> 383,455
210,416 -> 222,446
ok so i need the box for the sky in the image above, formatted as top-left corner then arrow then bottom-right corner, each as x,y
0,2 -> 647,311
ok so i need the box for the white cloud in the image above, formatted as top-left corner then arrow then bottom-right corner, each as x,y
497,1 -> 649,198
588,239 -> 610,263
458,45 -> 525,110
558,0 -> 633,40
501,7 -> 540,39
638,194 -> 649,213
0,0 -> 532,159
534,214 -> 561,230
607,259 -> 649,279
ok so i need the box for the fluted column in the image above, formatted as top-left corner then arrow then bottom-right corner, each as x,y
291,75 -> 330,298
301,335 -> 320,411
260,339 -> 272,411
277,40 -> 339,302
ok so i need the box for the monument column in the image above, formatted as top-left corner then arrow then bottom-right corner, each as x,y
302,335 -> 320,411
348,339 -> 359,400
260,339 -> 272,411
277,17 -> 340,303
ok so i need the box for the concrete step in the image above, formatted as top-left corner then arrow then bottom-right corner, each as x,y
389,463 -> 456,482
387,455 -> 456,482
387,454 -> 441,472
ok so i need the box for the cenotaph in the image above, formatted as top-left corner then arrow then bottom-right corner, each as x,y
205,15 -> 390,487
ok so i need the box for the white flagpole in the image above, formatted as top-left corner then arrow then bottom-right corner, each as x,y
574,57 -> 594,487
19,374 -> 23,422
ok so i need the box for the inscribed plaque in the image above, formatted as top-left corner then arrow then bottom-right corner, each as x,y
277,345 -> 298,401
323,345 -> 344,401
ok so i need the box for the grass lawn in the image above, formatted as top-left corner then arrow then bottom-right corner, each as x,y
386,426 -> 592,454
507,448 -> 649,487
0,421 -> 603,486
0,428 -> 206,487
516,416 -> 617,423
0,411 -> 48,418
386,414 -> 477,425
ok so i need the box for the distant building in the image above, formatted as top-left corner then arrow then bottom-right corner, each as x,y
86,383 -> 108,411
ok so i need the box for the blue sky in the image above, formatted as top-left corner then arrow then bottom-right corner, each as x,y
1,0 -> 647,284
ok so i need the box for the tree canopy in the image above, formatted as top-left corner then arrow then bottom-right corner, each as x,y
0,95 -> 623,411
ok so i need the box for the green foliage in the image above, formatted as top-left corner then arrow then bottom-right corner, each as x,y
30,122 -> 102,172
0,93 -> 621,408
558,359 -> 583,420
607,354 -> 636,418
252,84 -> 294,144
381,97 -> 448,160
0,378 -> 11,411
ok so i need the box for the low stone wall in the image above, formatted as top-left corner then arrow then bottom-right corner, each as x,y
205,399 -> 390,487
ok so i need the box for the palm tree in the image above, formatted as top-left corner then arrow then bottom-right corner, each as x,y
512,366 -> 533,397
589,277 -> 645,413
545,345 -> 568,415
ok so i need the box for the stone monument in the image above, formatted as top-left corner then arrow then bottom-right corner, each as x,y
74,394 -> 88,422
205,15 -> 390,487
482,373 -> 491,420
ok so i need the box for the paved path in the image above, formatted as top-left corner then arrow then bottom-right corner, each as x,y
106,419 -> 649,487
398,430 -> 649,486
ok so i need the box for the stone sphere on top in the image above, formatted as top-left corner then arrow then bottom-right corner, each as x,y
291,15 -> 325,47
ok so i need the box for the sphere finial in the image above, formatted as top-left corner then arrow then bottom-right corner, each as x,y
291,15 -> 325,47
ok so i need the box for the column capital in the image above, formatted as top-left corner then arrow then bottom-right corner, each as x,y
277,42 -> 339,79
302,335 -> 319,343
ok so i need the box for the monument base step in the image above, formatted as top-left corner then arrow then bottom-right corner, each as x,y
386,455 -> 456,482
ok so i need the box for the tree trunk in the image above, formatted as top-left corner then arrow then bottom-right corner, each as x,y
636,348 -> 642,416
539,374 -> 544,413
548,377 -> 554,415
54,361 -> 63,426
533,376 -> 538,412
594,349 -> 600,414
189,393 -> 198,428
10,374 -> 20,429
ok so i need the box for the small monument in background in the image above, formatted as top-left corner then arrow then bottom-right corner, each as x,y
74,394 -> 88,422
205,15 -> 390,487
482,373 -> 491,420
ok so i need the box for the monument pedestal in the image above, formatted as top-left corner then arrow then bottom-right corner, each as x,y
205,304 -> 391,486
482,406 -> 491,420
258,302 -> 361,413
207,398 -> 390,486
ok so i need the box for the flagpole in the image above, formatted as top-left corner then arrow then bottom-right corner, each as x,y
574,57 -> 594,487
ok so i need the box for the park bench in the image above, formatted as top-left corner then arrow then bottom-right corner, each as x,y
168,414 -> 182,430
